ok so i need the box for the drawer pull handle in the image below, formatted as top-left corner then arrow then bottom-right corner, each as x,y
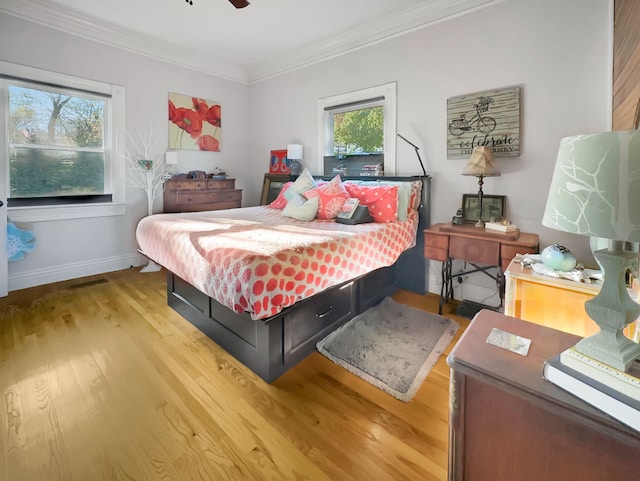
316,306 -> 333,318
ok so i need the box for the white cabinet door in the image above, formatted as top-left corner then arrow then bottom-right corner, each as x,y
0,88 -> 8,297
0,197 -> 5,298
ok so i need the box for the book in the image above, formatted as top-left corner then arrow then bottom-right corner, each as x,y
484,221 -> 518,233
543,355 -> 640,432
560,347 -> 640,399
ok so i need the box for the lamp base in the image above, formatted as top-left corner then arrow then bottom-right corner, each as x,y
574,247 -> 640,372
474,219 -> 484,228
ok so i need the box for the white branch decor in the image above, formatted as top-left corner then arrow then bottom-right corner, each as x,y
122,126 -> 176,217
123,125 -> 177,273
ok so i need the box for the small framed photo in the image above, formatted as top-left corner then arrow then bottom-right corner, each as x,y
462,194 -> 506,223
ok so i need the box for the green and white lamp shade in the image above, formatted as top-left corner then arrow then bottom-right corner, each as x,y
542,129 -> 640,372
542,130 -> 640,242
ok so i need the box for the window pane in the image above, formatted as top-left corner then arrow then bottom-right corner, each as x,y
333,105 -> 383,155
9,84 -> 104,148
10,147 -> 105,198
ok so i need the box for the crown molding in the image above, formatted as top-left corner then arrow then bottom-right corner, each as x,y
1,0 -> 500,85
248,0 -> 499,83
0,0 -> 250,83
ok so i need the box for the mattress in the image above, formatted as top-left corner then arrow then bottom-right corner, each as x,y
136,205 -> 418,320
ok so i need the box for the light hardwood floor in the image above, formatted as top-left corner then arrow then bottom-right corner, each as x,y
0,268 -> 469,481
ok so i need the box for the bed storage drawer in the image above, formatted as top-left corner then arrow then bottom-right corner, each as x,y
359,265 -> 398,311
284,280 -> 356,364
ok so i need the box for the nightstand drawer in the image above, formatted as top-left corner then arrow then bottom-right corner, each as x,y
501,245 -> 534,270
424,232 -> 450,261
176,189 -> 242,205
449,236 -> 500,265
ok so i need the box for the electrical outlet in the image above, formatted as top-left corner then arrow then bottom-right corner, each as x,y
456,269 -> 468,284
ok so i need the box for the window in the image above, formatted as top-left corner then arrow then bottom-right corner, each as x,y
317,82 -> 396,175
0,61 -> 125,222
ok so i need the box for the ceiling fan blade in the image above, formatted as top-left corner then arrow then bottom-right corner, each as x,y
229,0 -> 250,8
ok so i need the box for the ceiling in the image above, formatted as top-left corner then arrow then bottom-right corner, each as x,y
0,0 -> 499,84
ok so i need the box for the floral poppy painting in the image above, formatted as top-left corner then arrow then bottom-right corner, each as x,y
168,92 -> 222,151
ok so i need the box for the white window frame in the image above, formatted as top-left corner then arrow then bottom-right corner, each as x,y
317,82 -> 396,175
0,61 -> 125,222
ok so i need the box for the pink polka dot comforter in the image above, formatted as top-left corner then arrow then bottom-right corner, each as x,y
136,206 -> 418,320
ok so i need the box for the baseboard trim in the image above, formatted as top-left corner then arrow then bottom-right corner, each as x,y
8,252 -> 146,291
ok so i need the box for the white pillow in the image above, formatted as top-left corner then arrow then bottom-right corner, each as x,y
284,168 -> 316,200
282,194 -> 319,222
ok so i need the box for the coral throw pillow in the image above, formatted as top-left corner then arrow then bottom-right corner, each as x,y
268,182 -> 292,209
344,184 -> 399,222
303,175 -> 349,219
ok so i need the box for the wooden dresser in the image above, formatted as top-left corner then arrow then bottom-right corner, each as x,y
447,310 -> 640,481
163,177 -> 242,213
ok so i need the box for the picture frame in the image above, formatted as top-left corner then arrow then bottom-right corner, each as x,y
168,92 -> 221,151
461,194 -> 506,223
269,149 -> 290,175
447,85 -> 520,158
260,173 -> 290,205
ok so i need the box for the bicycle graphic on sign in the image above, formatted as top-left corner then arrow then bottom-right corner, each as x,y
448,96 -> 497,137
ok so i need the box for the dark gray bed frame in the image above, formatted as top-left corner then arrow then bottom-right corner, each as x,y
166,175 -> 431,382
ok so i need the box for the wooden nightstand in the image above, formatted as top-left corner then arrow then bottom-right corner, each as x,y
504,260 -> 639,339
447,310 -> 640,481
163,177 -> 242,213
423,222 -> 539,313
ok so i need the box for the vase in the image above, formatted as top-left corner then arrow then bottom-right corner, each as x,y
541,243 -> 577,272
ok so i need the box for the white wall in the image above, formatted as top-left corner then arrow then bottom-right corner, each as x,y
1,0 -> 612,299
0,13 -> 250,290
248,0 -> 612,304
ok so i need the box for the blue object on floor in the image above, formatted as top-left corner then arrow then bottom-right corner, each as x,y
7,221 -> 36,261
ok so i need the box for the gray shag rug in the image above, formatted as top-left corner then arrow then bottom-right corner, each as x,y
317,296 -> 459,402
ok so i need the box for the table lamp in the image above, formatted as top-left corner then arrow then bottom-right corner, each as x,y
287,144 -> 303,176
462,146 -> 500,227
542,130 -> 640,371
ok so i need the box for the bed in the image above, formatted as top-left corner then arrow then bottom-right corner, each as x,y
136,175 -> 431,381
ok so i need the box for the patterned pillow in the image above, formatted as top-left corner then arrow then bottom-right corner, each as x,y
268,182 -> 292,209
344,184 -> 399,222
303,175 -> 349,219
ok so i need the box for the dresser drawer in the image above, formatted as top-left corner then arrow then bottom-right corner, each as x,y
207,178 -> 236,190
176,189 -> 242,205
174,180 -> 207,191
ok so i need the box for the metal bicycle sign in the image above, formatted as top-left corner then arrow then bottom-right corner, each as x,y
447,86 -> 521,158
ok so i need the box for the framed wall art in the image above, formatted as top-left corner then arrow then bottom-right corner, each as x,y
269,149 -> 290,174
461,194 -> 506,223
168,92 -> 221,151
447,86 -> 520,158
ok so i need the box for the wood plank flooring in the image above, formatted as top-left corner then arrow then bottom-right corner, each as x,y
0,268 -> 469,481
